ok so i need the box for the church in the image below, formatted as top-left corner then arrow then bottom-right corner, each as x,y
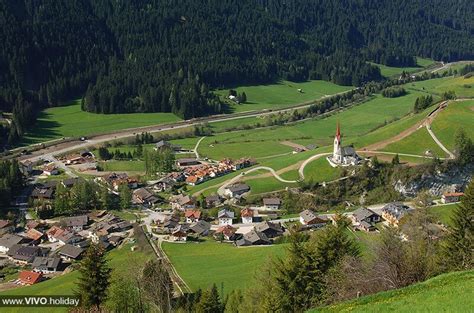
327,123 -> 361,167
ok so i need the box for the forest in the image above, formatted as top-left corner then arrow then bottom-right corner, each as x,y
1,0 -> 473,146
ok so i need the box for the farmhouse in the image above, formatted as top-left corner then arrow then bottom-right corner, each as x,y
42,163 -> 59,176
189,220 -> 211,236
155,140 -> 181,151
171,194 -> 196,211
32,256 -> 62,273
171,224 -> 188,242
25,228 -> 44,243
254,221 -> 284,238
46,226 -> 65,242
218,209 -> 235,226
240,208 -> 254,224
185,209 -> 201,223
62,177 -> 81,188
176,158 -> 200,167
382,202 -> 411,227
8,245 -> 46,265
441,192 -> 464,204
133,188 -> 159,207
235,230 -> 271,247
214,225 -> 238,241
0,220 -> 13,235
30,186 -> 55,201
61,215 -> 89,231
205,194 -> 222,207
327,123 -> 361,167
19,271 -> 43,285
0,234 -> 25,253
263,198 -> 281,210
351,207 -> 380,224
224,183 -> 250,198
59,244 -> 84,261
299,209 -> 329,226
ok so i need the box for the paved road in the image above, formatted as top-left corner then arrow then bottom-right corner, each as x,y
298,152 -> 331,180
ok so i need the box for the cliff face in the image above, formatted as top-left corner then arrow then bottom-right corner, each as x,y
393,165 -> 473,197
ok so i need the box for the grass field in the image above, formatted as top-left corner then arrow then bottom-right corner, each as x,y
162,240 -> 287,295
99,160 -> 145,172
214,80 -> 352,113
383,127 -> 448,158
431,100 -> 474,150
303,157 -> 343,182
429,203 -> 457,225
370,57 -> 435,78
21,100 -> 180,146
313,270 -> 474,313
405,75 -> 474,98
1,241 -> 153,313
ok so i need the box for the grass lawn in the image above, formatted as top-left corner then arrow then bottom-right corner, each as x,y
312,270 -> 474,313
431,100 -> 474,150
383,127 -> 448,158
303,157 -> 342,182
370,57 -> 435,78
405,76 -> 474,98
162,239 -> 287,295
429,203 -> 457,225
215,80 -> 352,113
99,160 -> 145,172
245,176 -> 295,194
21,100 -> 180,146
1,240 -> 154,313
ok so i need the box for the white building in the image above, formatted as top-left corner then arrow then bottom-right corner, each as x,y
327,123 -> 361,167
240,208 -> 254,224
218,209 -> 235,226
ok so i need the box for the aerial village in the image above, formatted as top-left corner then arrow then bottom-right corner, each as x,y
0,127 -> 465,287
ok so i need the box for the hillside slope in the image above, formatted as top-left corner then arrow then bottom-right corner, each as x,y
311,270 -> 474,313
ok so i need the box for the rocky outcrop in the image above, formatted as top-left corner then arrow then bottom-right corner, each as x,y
394,165 -> 473,197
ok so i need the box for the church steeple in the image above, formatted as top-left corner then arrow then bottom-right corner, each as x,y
336,122 -> 341,142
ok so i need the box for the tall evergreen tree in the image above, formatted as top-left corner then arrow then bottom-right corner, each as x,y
440,178 -> 474,271
76,243 -> 112,309
195,284 -> 222,313
119,184 -> 132,210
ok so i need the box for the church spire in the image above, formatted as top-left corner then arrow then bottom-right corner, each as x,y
336,122 -> 341,141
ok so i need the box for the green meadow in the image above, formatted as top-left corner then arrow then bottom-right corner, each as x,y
21,100 -> 180,146
313,270 -> 474,313
370,57 -> 435,78
383,127 -> 448,158
431,100 -> 474,150
162,240 -> 287,295
214,80 -> 352,113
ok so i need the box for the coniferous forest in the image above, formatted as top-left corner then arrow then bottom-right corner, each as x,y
1,0 -> 473,144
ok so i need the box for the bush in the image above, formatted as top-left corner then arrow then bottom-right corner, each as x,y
382,86 -> 407,98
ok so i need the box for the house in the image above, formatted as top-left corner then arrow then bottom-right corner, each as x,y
0,234 -> 25,253
30,187 -> 55,201
114,221 -> 133,232
218,209 -> 235,226
26,220 -> 45,231
46,226 -> 65,242
0,220 -> 13,235
151,177 -> 174,192
108,235 -> 123,247
351,208 -> 381,224
55,231 -> 83,245
359,221 -> 376,232
171,224 -> 188,241
263,198 -> 281,210
171,194 -> 196,211
133,188 -> 159,207
176,158 -> 200,167
240,208 -> 254,224
59,244 -> 84,261
382,202 -> 411,227
189,220 -> 211,236
60,215 -> 89,231
42,163 -> 59,176
18,271 -> 43,285
185,209 -> 201,223
235,230 -> 271,246
32,257 -> 62,273
205,194 -> 222,208
224,184 -> 250,198
62,178 -> 80,188
254,221 -> 284,238
214,225 -> 238,241
441,192 -> 464,204
155,140 -> 181,151
299,210 -> 329,226
25,228 -> 44,243
8,245 -> 45,264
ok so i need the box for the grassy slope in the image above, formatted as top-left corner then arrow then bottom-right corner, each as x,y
429,203 -> 457,225
312,270 -> 474,313
215,80 -> 352,113
162,240 -> 286,295
431,100 -> 474,150
1,242 -> 153,313
371,57 -> 435,78
22,100 -> 180,145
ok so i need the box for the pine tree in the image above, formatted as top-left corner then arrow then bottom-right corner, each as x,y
224,289 -> 242,313
392,154 -> 400,165
240,92 -> 247,103
195,284 -> 222,313
76,243 -> 111,309
119,184 -> 132,210
440,178 -> 474,271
